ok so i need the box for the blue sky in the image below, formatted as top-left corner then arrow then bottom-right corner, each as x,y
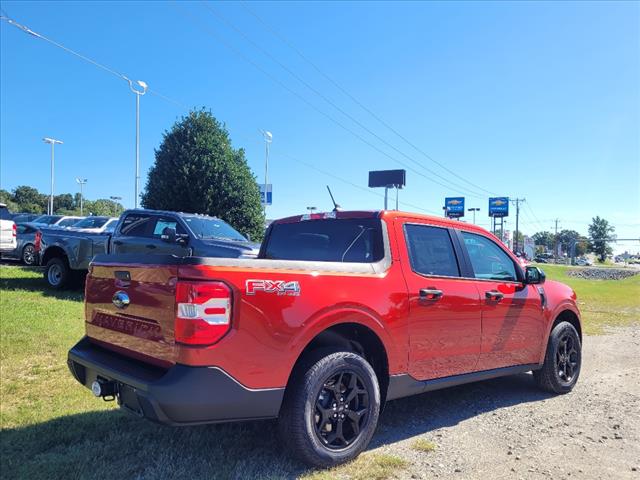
1,1 -> 638,250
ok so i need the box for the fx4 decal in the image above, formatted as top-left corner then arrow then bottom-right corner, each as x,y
246,279 -> 301,296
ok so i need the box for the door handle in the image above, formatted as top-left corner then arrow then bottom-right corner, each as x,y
420,288 -> 443,301
113,240 -> 123,246
485,290 -> 504,301
145,244 -> 157,249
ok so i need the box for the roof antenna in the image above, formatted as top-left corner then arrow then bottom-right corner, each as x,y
326,185 -> 342,212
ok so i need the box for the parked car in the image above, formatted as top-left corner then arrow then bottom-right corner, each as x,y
0,203 -> 17,254
2,223 -> 40,265
574,258 -> 592,267
39,209 -> 259,288
534,256 -> 549,263
10,213 -> 40,223
31,215 -> 84,228
68,216 -> 118,233
68,210 -> 583,467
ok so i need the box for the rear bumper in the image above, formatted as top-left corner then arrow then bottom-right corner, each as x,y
67,337 -> 285,426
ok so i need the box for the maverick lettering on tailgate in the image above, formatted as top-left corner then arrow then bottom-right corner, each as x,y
92,311 -> 163,341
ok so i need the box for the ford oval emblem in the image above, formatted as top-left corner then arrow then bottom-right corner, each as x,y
112,291 -> 130,309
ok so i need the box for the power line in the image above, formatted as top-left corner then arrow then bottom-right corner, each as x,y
204,2 -> 488,199
235,131 -> 440,214
174,3 -> 486,199
0,12 -> 188,109
239,1 -> 499,197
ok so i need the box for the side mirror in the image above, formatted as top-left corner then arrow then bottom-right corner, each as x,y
160,227 -> 176,243
525,266 -> 546,285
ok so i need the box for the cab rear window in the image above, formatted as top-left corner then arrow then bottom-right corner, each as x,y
262,218 -> 384,263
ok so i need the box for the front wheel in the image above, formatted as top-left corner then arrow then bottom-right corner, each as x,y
278,351 -> 380,468
44,257 -> 70,289
534,321 -> 582,393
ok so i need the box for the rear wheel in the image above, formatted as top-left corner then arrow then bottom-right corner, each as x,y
278,351 -> 380,468
44,257 -> 70,289
22,244 -> 37,266
534,321 -> 582,393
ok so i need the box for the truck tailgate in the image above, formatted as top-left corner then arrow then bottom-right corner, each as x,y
85,257 -> 178,367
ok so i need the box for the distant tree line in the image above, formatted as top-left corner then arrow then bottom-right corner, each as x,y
531,217 -> 616,262
0,185 -> 125,217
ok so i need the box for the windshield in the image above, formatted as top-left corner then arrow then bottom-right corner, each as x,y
33,215 -> 61,225
183,216 -> 246,241
58,217 -> 82,227
72,217 -> 109,229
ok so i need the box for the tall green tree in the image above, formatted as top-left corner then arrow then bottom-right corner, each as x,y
0,189 -> 19,212
142,109 -> 264,240
556,229 -> 589,256
12,185 -> 47,213
532,231 -> 555,250
588,216 -> 615,262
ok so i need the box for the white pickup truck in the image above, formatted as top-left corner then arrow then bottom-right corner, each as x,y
0,203 -> 17,254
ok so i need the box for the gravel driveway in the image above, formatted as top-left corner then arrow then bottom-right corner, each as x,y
370,325 -> 640,479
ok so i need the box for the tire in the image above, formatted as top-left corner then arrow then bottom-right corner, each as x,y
534,321 -> 582,394
278,351 -> 380,468
44,257 -> 70,289
22,244 -> 37,266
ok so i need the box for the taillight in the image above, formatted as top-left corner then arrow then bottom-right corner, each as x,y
175,281 -> 232,345
34,231 -> 42,252
12,223 -> 16,238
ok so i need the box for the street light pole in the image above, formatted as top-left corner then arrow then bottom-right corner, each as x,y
260,130 -> 273,218
43,137 -> 63,215
127,79 -> 148,208
468,207 -> 480,224
76,178 -> 87,215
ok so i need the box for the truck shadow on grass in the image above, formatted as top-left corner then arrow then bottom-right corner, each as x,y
0,266 -> 84,302
2,373 -> 553,480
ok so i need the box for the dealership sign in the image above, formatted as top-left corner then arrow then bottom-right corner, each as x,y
488,197 -> 509,217
259,184 -> 272,205
444,197 -> 465,218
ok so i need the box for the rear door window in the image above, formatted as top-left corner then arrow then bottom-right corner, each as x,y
0,206 -> 10,220
461,232 -> 518,281
263,218 -> 384,263
119,214 -> 154,237
151,217 -> 186,237
404,224 -> 460,277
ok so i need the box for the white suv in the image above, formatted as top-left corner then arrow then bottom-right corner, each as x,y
0,203 -> 17,253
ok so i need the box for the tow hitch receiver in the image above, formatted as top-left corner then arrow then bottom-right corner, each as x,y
91,379 -> 117,401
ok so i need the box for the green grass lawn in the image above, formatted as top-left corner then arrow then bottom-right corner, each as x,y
533,264 -> 640,334
1,264 -> 638,479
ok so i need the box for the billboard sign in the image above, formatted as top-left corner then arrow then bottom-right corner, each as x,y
488,197 -> 509,217
368,169 -> 406,188
259,184 -> 272,206
444,197 -> 465,218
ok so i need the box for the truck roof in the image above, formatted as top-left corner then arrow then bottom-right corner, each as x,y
120,208 -> 220,220
272,209 -> 493,236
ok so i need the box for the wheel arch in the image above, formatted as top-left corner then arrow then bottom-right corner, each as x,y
552,309 -> 582,342
41,245 -> 69,266
285,322 -> 391,410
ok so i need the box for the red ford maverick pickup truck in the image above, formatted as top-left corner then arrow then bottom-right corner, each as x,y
68,210 -> 582,467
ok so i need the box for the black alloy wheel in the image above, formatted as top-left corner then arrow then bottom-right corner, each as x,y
313,370 -> 370,450
556,333 -> 579,385
534,321 -> 582,394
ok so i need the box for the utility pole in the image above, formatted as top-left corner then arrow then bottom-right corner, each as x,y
76,178 -> 87,215
43,137 -> 63,215
511,198 -> 525,254
553,218 -> 560,263
260,130 -> 273,218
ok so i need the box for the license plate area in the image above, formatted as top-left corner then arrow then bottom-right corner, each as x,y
118,383 -> 144,417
